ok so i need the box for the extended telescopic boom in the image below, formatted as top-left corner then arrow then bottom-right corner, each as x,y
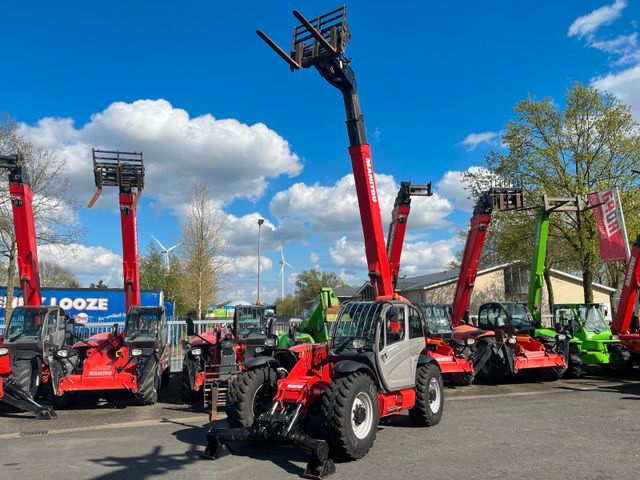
88,149 -> 144,311
0,154 -> 41,307
257,5 -> 394,297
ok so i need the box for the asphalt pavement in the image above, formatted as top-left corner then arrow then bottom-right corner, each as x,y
1,373 -> 639,480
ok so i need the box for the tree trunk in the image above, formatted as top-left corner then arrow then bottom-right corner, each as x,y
5,239 -> 17,321
582,268 -> 594,303
543,267 -> 554,316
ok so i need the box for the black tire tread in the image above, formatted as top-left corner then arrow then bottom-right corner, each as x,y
321,372 -> 378,462
409,363 -> 444,427
10,358 -> 39,398
225,366 -> 277,428
136,359 -> 159,405
181,365 -> 199,402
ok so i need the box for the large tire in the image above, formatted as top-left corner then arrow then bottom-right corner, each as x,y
606,343 -> 634,375
448,372 -> 474,386
566,347 -> 583,378
538,366 -> 563,381
476,352 -> 506,384
136,358 -> 159,405
321,372 -> 379,461
10,358 -> 41,398
226,366 -> 277,428
181,365 -> 199,402
409,363 -> 444,427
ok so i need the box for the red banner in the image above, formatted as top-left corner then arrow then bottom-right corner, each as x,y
588,189 -> 628,262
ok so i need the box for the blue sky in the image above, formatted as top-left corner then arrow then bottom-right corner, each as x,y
2,1 -> 639,302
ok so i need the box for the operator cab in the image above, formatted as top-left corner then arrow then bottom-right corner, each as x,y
330,300 -> 426,391
234,305 -> 271,360
477,302 -> 536,337
3,306 -> 70,362
419,303 -> 453,339
553,304 -> 608,334
124,306 -> 168,348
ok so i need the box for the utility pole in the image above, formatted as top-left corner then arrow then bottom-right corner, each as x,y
257,218 -> 264,304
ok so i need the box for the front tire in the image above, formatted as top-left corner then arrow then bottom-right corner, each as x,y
606,343 -> 633,375
410,363 -> 444,427
321,372 -> 379,461
226,366 -> 277,428
181,365 -> 199,402
10,358 -> 41,398
136,358 -> 159,405
566,347 -> 583,378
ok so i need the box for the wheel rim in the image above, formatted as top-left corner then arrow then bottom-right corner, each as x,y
352,391 -> 374,440
428,377 -> 441,413
252,383 -> 272,417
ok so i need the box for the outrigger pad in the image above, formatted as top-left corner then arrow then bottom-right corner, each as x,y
202,438 -> 232,460
301,457 -> 336,480
36,407 -> 57,421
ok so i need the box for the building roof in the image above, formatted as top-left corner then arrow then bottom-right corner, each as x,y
395,262 -> 615,293
333,285 -> 366,298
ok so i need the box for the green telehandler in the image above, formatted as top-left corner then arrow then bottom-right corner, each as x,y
528,196 -> 632,376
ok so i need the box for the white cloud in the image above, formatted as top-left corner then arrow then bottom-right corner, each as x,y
460,131 -> 500,151
592,64 -> 640,118
38,243 -> 122,287
309,252 -> 320,264
270,173 -> 453,238
568,0 -> 627,39
19,99 -> 301,210
328,235 -> 459,284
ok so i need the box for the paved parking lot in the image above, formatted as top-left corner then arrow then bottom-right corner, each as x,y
1,373 -> 639,480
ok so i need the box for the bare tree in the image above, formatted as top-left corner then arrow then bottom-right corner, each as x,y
39,260 -> 80,288
180,182 -> 228,319
0,115 -> 81,318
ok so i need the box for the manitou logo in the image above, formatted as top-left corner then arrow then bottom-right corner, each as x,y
365,157 -> 378,203
624,256 -> 636,287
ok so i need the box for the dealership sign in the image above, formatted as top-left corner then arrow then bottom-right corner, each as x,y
588,189 -> 630,262
0,288 -> 172,324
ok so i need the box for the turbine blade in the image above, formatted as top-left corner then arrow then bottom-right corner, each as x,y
151,235 -> 167,251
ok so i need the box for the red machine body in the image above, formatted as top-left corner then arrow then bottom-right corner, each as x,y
119,192 -> 141,310
451,189 -> 566,374
610,235 -> 640,357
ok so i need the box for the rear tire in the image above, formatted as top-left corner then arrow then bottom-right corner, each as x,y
606,343 -> 633,375
181,365 -> 200,402
477,353 -> 506,384
136,358 -> 159,405
321,372 -> 379,461
226,366 -> 277,428
160,365 -> 171,388
10,358 -> 41,398
409,363 -> 444,427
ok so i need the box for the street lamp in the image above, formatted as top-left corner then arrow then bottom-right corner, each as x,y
257,218 -> 265,304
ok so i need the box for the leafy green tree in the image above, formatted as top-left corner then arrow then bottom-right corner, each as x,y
89,279 -> 108,289
470,84 -> 640,303
294,269 -> 344,306
139,242 -> 189,316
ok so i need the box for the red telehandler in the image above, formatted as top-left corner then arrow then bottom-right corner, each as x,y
386,181 -> 493,385
610,234 -> 640,361
450,188 -> 568,382
45,150 -> 171,406
0,153 -> 59,419
203,7 -> 444,479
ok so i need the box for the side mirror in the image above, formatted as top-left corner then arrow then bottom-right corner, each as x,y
186,316 -> 196,336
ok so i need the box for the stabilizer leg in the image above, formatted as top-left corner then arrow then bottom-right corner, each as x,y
1,379 -> 57,420
291,432 -> 336,479
202,437 -> 232,460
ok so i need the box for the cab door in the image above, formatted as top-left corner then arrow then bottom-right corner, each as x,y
42,308 -> 66,356
376,305 -> 424,391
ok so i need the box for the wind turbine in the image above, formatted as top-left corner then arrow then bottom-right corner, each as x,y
279,244 -> 294,300
152,235 -> 182,273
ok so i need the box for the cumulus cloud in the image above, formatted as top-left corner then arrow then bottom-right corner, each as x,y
592,64 -> 640,118
270,173 -> 453,238
19,99 -> 301,210
568,0 -> 627,39
329,235 -> 459,284
460,131 -> 500,151
38,243 -> 122,287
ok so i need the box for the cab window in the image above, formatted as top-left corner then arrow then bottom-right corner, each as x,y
384,306 -> 405,345
408,307 -> 424,338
